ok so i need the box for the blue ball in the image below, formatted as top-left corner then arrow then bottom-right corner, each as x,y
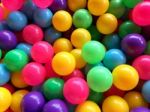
0,21 -> 9,31
0,64 -> 10,86
7,11 -> 28,31
44,27 -> 61,44
34,8 -> 53,28
16,43 -> 32,56
103,49 -> 126,70
142,80 -> 150,103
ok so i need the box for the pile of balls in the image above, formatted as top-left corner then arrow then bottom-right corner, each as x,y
0,0 -> 150,112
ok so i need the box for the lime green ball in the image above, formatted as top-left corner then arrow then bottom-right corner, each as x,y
42,78 -> 64,100
0,49 -> 2,59
3,49 -> 28,71
73,9 -> 93,29
81,41 -> 106,64
87,66 -> 113,92
123,0 -> 142,8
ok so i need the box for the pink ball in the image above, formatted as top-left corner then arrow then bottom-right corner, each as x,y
63,77 -> 89,104
0,6 -> 4,21
33,0 -> 54,8
22,62 -> 46,86
23,24 -> 44,44
2,0 -> 24,11
31,41 -> 54,63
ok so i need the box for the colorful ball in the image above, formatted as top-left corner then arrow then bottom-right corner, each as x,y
63,77 -> 89,104
123,0 -> 142,8
2,84 -> 15,94
81,41 -> 106,64
142,80 -> 150,103
52,52 -> 76,76
112,64 -> 139,91
71,28 -> 91,48
0,49 -> 2,59
131,107 -> 150,112
33,0 -> 53,8
22,62 -> 46,86
50,0 -> 67,12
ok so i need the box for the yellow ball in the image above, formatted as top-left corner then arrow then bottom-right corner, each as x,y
102,96 -> 129,112
71,28 -> 91,48
75,101 -> 101,112
52,10 -> 72,32
0,87 -> 12,112
68,0 -> 87,12
88,0 -> 109,16
124,91 -> 148,109
112,64 -> 139,91
10,90 -> 28,112
52,52 -> 76,76
96,13 -> 118,34
11,72 -> 28,88
53,38 -> 73,53
70,49 -> 86,69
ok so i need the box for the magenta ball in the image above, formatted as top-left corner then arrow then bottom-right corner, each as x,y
31,41 -> 54,63
63,77 -> 89,104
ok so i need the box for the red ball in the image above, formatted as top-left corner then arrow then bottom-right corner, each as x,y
23,24 -> 44,44
2,83 -> 15,94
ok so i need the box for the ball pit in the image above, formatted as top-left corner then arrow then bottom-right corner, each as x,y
0,0 -> 150,112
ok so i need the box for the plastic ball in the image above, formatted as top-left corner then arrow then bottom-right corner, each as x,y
0,3 -> 10,20
88,25 -> 101,40
10,90 -> 28,112
87,66 -> 113,92
42,78 -> 64,100
68,0 -> 86,12
81,41 -> 106,64
63,77 -> 89,104
52,52 -> 76,76
121,33 -> 146,57
0,64 -> 10,86
2,84 -> 15,94
124,91 -> 148,109
2,0 -> 24,11
23,24 -> 44,44
71,49 -> 86,69
0,49 -> 2,59
11,72 -> 28,88
4,49 -> 28,71
96,13 -> 118,34
75,101 -> 101,112
50,0 -> 67,12
103,49 -> 126,70
123,0 -> 142,8
133,55 -> 150,80
88,0 -> 109,16
44,27 -> 61,44
33,0 -> 53,8
112,64 -> 139,91
22,62 -> 46,86
142,81 -> 150,103
53,38 -> 73,53
0,30 -> 17,50
0,87 -> 12,112
52,10 -> 72,32
131,107 -> 150,112
31,41 -> 54,63
22,91 -> 45,112
102,96 -> 129,112
43,99 -> 68,112
71,28 -> 91,48
7,11 -> 27,31
73,9 -> 92,28
34,8 -> 53,28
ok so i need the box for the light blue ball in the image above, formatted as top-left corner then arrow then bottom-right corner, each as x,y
44,27 -> 61,44
103,49 -> 126,70
7,11 -> 28,31
0,64 -> 10,86
34,8 -> 53,28
142,80 -> 150,103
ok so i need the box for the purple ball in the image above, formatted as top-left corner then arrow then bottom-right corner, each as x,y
22,91 -> 45,112
0,30 -> 17,50
49,0 -> 67,12
43,99 -> 68,112
121,33 -> 146,57
131,107 -> 150,112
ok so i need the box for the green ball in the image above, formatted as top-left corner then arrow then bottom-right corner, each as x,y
88,25 -> 101,40
123,0 -> 142,8
3,49 -> 28,71
119,21 -> 141,38
82,41 -> 106,64
42,78 -> 64,100
0,49 -> 2,59
145,41 -> 150,55
87,66 -> 113,92
107,0 -> 126,18
73,9 -> 92,29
